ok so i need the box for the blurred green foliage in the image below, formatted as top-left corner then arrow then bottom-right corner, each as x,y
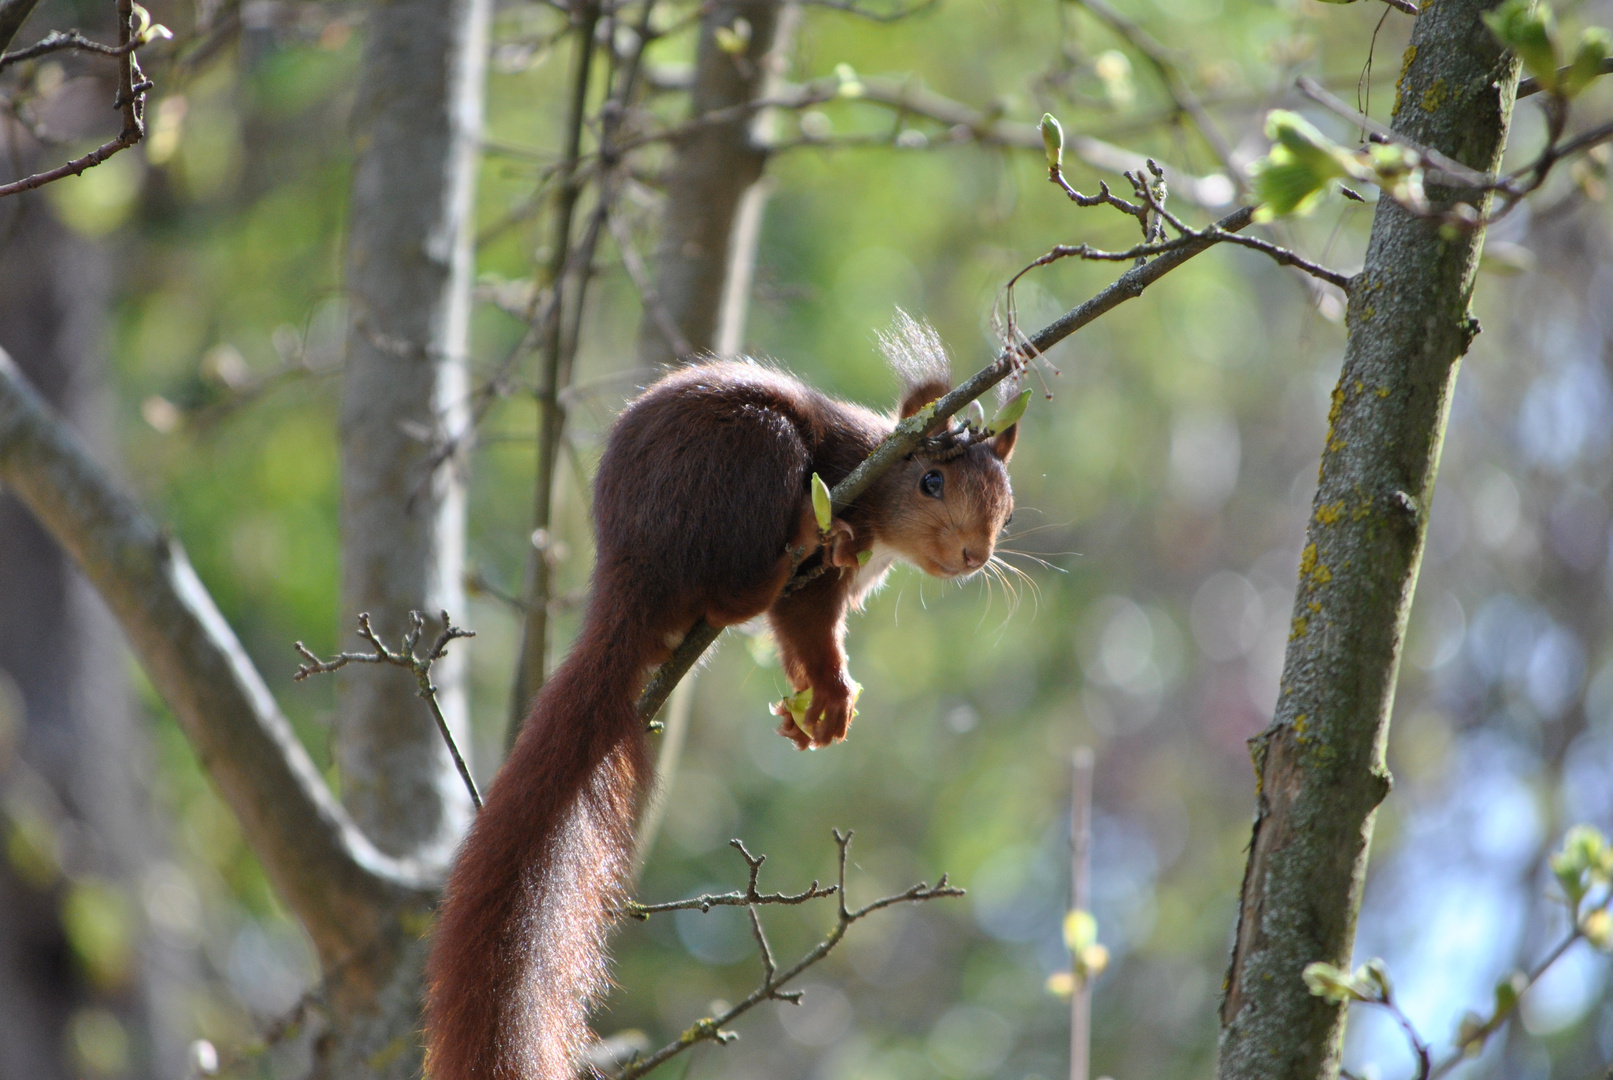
22,0 -> 1613,1073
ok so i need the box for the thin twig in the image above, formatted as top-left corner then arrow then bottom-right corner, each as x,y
621,839 -> 836,917
1518,56 -> 1613,98
1068,0 -> 1243,188
0,0 -> 149,200
795,0 -> 939,22
607,209 -> 696,359
1295,76 -> 1493,187
294,610 -> 482,811
0,27 -> 135,69
613,831 -> 963,1080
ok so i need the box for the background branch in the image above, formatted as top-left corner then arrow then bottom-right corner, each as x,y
0,347 -> 433,969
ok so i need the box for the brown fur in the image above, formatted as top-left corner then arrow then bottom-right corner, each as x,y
425,350 -> 1016,1080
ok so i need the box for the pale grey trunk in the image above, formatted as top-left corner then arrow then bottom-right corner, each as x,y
1216,3 -> 1520,1077
338,0 -> 489,862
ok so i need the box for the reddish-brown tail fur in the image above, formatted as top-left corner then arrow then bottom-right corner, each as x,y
424,598 -> 655,1080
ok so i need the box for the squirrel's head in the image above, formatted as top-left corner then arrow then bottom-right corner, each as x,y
872,313 -> 1018,580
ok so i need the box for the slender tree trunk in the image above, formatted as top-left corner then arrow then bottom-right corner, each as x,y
1216,4 -> 1520,1077
338,0 -> 489,863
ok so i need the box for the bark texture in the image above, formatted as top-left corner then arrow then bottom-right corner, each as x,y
339,0 -> 489,861
1216,5 -> 1520,1077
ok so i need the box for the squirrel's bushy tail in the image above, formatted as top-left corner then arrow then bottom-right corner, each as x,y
425,603 -> 654,1080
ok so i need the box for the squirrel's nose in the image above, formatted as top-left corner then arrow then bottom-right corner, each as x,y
962,547 -> 986,570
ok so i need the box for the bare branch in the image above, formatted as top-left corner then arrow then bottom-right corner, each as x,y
0,0 -> 151,199
0,347 -> 434,968
612,831 -> 963,1080
794,0 -> 938,21
618,74 -> 1235,208
0,27 -> 134,68
1518,56 -> 1613,98
295,611 -> 483,811
1068,0 -> 1243,189
1295,76 -> 1493,186
622,839 -> 837,917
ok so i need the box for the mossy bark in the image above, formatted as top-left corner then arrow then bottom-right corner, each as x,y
1216,4 -> 1521,1078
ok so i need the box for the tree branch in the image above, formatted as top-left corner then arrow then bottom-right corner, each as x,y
0,0 -> 150,200
612,831 -> 962,1080
0,348 -> 434,969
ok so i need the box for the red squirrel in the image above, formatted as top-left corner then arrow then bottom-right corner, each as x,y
424,315 -> 1018,1079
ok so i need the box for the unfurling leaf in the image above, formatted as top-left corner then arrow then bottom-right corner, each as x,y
1483,0 -> 1561,92
1551,823 -> 1608,910
714,17 -> 751,55
811,473 -> 833,532
990,389 -> 1031,434
1566,27 -> 1612,97
1250,111 -> 1357,220
1581,908 -> 1613,949
1456,1010 -> 1488,1055
1063,909 -> 1098,951
1045,972 -> 1076,998
1301,960 -> 1381,1004
1492,970 -> 1526,1016
1040,113 -> 1064,171
834,62 -> 864,98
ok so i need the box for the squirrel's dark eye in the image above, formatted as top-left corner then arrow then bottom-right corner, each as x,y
1004,512 -> 1014,526
920,470 -> 945,499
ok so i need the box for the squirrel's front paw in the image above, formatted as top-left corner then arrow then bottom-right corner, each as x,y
771,676 -> 862,749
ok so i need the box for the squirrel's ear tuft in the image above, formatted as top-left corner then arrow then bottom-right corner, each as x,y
989,423 -> 1018,462
879,309 -> 952,418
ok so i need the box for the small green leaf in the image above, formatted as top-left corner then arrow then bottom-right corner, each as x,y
834,62 -> 864,98
1456,1010 -> 1488,1055
1582,908 -> 1613,949
1484,0 -> 1561,92
1302,962 -> 1363,1003
810,473 -> 832,532
1362,958 -> 1393,1001
1063,909 -> 1098,951
1492,970 -> 1526,1015
714,17 -> 751,55
856,549 -> 872,566
989,389 -> 1031,434
1040,113 -> 1064,170
1565,27 -> 1611,97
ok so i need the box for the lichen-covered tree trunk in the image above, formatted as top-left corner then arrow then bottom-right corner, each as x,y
1216,4 -> 1520,1078
338,0 -> 489,865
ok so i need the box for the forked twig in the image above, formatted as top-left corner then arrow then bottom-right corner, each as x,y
612,830 -> 963,1079
294,610 -> 482,810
